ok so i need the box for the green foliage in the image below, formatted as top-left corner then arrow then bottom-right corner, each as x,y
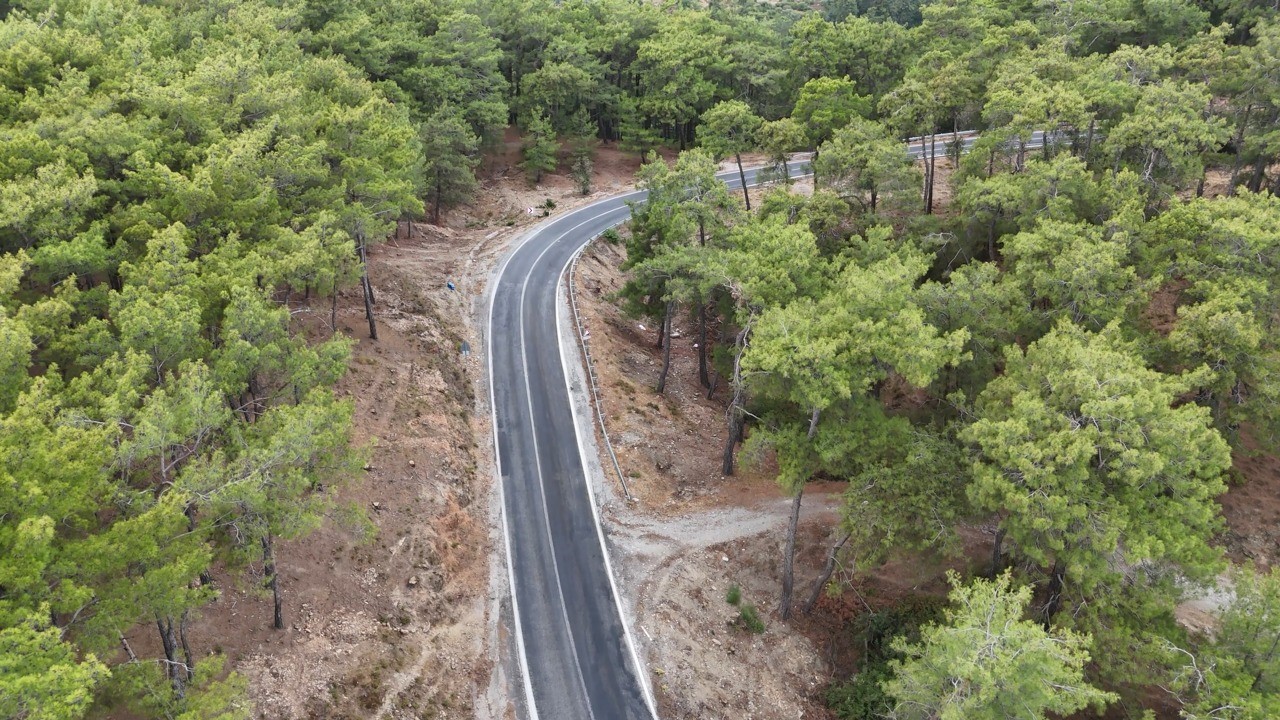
964,322 -> 1231,597
0,609 -> 107,720
621,150 -> 740,325
1104,80 -> 1229,199
302,1 -> 508,140
1170,565 -> 1280,719
4,0 -> 1280,714
791,13 -> 916,96
840,428 -> 971,565
570,135 -> 597,195
1002,219 -> 1149,331
520,111 -> 560,186
738,603 -> 766,634
793,76 -> 872,151
103,655 -> 249,720
813,117 -> 919,214
756,117 -> 806,184
884,572 -> 1117,720
828,597 -> 946,720
698,100 -> 762,163
0,0 -> 420,712
422,106 -> 481,221
1144,192 -> 1280,448
745,248 -> 967,448
726,585 -> 742,606
827,662 -> 894,720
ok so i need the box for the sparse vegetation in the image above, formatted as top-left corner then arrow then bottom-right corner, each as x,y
738,604 -> 766,634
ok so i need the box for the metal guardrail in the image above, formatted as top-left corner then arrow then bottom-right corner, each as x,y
567,236 -> 634,502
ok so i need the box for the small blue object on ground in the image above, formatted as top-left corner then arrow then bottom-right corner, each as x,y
447,281 -> 456,291
460,341 -> 471,356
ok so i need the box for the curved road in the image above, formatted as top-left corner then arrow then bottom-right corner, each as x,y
486,131 -> 1046,720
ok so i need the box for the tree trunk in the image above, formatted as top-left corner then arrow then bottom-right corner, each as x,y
926,132 -> 938,214
779,488 -> 804,620
185,504 -> 213,587
119,633 -> 137,662
803,532 -> 851,615
179,610 -> 195,681
157,616 -> 185,698
1084,117 -> 1097,162
1249,631 -> 1280,692
735,152 -> 751,210
1248,153 -> 1270,193
433,180 -> 442,225
330,286 -> 339,337
722,410 -> 741,476
697,303 -> 710,389
263,534 -> 284,630
990,526 -> 1006,578
1228,104 -> 1253,196
656,301 -> 674,394
782,157 -> 791,184
987,213 -> 998,261
780,408 -> 820,620
921,137 -> 932,211
1042,560 -> 1065,628
358,236 -> 377,341
722,324 -> 750,475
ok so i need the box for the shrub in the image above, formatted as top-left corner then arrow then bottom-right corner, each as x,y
826,595 -> 947,720
739,604 -> 765,634
826,663 -> 894,720
726,585 -> 742,606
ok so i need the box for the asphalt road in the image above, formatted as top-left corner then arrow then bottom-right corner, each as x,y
486,131 -> 1047,720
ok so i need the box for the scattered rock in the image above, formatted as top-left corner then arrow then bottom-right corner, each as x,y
407,576 -> 419,588
650,449 -> 673,472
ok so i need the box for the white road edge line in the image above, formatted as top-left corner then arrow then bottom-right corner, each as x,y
487,230 -> 544,720
550,164 -> 818,720
516,214 -> 614,720
486,202 -> 641,720
555,212 -> 661,720
488,160 -> 813,720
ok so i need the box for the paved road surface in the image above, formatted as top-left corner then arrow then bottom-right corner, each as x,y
486,131 -> 1046,720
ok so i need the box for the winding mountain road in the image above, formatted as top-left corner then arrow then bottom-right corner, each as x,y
486,130 -> 1047,720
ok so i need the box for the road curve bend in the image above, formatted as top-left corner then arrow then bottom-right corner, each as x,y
486,133 -> 1046,720
487,163 -> 792,720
